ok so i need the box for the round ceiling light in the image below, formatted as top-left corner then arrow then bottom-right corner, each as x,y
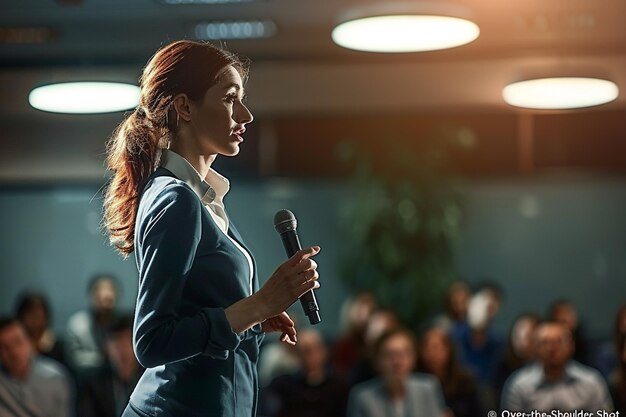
502,77 -> 619,110
332,15 -> 480,53
29,81 -> 140,114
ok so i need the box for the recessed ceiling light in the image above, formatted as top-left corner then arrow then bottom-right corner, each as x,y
29,82 -> 140,114
502,77 -> 619,110
332,15 -> 480,53
194,20 -> 276,40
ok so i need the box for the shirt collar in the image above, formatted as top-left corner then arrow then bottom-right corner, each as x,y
160,149 -> 230,205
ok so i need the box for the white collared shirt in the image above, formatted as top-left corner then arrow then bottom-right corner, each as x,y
160,149 -> 254,295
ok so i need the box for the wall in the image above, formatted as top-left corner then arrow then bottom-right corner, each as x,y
1,175 -> 625,341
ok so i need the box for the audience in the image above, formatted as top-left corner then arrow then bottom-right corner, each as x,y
347,327 -> 447,417
260,329 -> 348,417
0,317 -> 73,417
66,274 -> 119,378
3,276 -> 624,416
417,326 -> 482,417
501,321 -> 612,412
15,291 -> 68,368
79,314 -> 143,417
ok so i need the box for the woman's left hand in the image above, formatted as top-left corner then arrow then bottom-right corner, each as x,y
261,311 -> 297,345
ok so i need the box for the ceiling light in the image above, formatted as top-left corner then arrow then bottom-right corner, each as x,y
29,82 -> 140,114
332,15 -> 479,53
194,20 -> 276,40
502,77 -> 619,110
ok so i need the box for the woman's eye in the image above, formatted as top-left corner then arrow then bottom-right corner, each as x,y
225,94 -> 237,103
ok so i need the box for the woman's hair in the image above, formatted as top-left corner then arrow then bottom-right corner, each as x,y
103,40 -> 248,256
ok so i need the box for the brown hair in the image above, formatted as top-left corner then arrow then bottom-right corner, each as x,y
103,40 -> 248,256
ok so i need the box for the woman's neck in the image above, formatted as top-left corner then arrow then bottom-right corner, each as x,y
170,144 -> 217,179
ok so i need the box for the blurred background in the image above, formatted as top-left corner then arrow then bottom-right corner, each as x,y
1,0 -> 626,414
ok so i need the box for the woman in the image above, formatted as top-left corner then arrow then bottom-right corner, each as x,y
347,327 -> 447,417
103,40 -> 321,417
417,326 -> 481,417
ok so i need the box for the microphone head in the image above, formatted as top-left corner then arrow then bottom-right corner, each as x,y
274,209 -> 297,234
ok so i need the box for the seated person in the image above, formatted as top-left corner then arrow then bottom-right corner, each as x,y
260,329 -> 348,417
347,327 -> 447,417
66,274 -> 119,378
79,314 -> 144,417
417,325 -> 482,417
0,317 -> 73,417
15,292 -> 68,368
501,321 -> 612,413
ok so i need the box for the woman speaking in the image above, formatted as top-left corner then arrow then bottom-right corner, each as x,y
103,40 -> 321,417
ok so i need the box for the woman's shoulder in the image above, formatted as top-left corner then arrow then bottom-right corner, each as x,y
137,168 -> 202,220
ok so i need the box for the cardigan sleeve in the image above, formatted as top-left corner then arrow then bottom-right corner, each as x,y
133,182 -> 242,368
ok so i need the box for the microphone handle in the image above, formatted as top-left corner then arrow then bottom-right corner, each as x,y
280,230 -> 321,325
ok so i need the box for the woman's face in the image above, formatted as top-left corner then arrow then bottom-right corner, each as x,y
377,333 -> 416,382
420,329 -> 450,371
188,65 -> 254,157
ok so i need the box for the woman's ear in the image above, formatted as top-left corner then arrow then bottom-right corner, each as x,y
172,94 -> 192,123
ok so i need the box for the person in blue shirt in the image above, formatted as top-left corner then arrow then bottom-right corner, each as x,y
102,40 -> 321,417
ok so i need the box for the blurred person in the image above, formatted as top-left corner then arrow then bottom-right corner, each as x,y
332,292 -> 377,378
501,321 -> 612,412
347,327 -> 447,417
351,308 -> 399,385
451,285 -> 504,384
102,40 -> 320,417
450,284 -> 504,411
66,274 -> 119,378
0,317 -> 73,417
493,313 -> 541,403
609,332 -> 626,413
79,314 -> 144,417
548,299 -> 590,365
417,326 -> 482,417
260,329 -> 348,417
433,281 -> 471,332
15,291 -> 67,367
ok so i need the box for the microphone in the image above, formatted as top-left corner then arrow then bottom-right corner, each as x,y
274,209 -> 321,325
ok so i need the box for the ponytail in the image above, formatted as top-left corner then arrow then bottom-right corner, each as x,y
103,107 -> 165,256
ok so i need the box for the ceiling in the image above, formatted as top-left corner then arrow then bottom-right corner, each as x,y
1,0 -> 626,182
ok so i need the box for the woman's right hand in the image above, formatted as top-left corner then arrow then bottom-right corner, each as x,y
255,246 -> 321,320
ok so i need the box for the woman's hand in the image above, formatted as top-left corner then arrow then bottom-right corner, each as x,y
225,246 -> 320,334
262,312 -> 297,345
255,246 -> 321,320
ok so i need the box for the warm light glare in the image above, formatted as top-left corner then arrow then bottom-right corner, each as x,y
29,82 -> 140,114
332,15 -> 480,53
503,77 -> 619,110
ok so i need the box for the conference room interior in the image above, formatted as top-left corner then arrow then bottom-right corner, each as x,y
2,1 -> 626,416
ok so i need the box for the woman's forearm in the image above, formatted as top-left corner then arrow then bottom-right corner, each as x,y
224,293 -> 269,333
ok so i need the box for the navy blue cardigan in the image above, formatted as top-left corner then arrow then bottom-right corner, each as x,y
128,167 -> 264,417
